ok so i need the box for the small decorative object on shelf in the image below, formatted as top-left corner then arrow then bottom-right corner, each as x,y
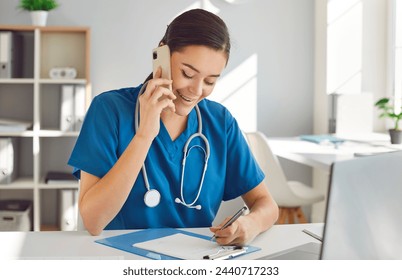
49,67 -> 77,79
18,0 -> 59,26
374,97 -> 402,144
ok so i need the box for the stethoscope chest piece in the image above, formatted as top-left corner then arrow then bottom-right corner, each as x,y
144,189 -> 161,208
136,82 -> 209,210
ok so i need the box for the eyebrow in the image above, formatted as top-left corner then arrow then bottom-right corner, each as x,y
182,63 -> 221,78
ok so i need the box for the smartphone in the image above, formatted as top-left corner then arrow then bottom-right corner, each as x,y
152,45 -> 172,90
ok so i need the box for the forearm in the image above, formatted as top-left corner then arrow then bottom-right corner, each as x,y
80,134 -> 153,235
246,194 -> 279,234
240,183 -> 279,243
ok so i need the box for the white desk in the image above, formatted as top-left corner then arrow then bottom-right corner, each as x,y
0,223 -> 323,260
268,134 -> 402,173
267,134 -> 402,222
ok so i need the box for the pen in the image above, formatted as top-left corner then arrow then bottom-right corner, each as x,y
203,246 -> 246,260
211,206 -> 248,240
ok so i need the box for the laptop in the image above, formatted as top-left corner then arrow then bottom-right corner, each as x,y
259,150 -> 402,260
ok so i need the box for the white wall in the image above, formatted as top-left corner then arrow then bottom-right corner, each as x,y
314,0 -> 388,134
0,0 -> 315,138
1,0 -> 389,178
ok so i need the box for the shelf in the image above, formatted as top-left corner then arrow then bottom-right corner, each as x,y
40,224 -> 60,231
0,79 -> 35,84
39,79 -> 87,85
40,30 -> 89,80
0,177 -> 35,189
37,130 -> 80,137
0,131 -> 34,137
0,131 -> 80,137
38,183 -> 78,190
0,25 -> 90,231
0,79 -> 88,85
0,25 -> 36,32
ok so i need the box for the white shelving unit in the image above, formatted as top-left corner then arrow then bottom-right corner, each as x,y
0,25 -> 91,231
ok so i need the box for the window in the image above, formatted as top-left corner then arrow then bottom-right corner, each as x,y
389,0 -> 402,113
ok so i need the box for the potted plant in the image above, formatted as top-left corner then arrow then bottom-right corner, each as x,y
374,97 -> 402,144
18,0 -> 59,26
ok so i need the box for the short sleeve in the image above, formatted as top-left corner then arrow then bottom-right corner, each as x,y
68,95 -> 119,179
222,117 -> 265,201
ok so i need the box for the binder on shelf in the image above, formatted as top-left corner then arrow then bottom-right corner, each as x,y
74,85 -> 86,131
0,138 -> 18,184
60,85 -> 75,131
0,31 -> 22,79
0,32 -> 11,78
58,189 -> 78,231
60,85 -> 86,132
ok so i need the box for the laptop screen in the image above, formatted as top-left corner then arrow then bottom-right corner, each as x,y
321,151 -> 402,259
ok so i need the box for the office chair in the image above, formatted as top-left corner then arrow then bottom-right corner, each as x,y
245,131 -> 325,224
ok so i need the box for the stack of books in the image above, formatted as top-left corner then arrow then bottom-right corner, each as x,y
0,118 -> 32,132
45,171 -> 77,184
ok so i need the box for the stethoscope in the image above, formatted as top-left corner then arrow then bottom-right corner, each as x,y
134,82 -> 210,210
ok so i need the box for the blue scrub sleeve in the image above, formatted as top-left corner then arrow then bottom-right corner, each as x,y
68,95 -> 120,179
222,118 -> 265,201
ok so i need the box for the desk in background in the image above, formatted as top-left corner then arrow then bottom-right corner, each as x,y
267,133 -> 401,173
0,223 -> 323,260
267,133 -> 402,221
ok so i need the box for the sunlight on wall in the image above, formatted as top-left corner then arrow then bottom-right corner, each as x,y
209,54 -> 258,132
176,1 -> 257,132
201,0 -> 220,14
175,0 -> 220,21
327,0 -> 362,95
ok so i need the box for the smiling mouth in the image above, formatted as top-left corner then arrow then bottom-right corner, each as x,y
177,91 -> 194,102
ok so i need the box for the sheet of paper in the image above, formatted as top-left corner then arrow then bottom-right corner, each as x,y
133,233 -> 232,260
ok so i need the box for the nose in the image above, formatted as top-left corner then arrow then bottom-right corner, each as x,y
189,79 -> 203,97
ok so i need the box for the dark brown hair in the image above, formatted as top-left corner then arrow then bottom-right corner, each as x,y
161,9 -> 230,57
144,9 -> 231,83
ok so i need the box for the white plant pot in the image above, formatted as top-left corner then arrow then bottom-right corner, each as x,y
31,11 -> 48,26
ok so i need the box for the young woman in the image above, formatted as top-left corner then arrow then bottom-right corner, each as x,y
68,9 -> 278,245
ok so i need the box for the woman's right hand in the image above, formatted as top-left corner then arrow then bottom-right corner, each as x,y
136,67 -> 176,141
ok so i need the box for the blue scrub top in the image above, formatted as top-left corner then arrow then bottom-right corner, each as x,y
68,85 -> 265,230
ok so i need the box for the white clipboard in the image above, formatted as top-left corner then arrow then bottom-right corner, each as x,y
134,233 -> 247,260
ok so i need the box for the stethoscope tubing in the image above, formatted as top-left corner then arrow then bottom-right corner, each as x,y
135,82 -> 210,209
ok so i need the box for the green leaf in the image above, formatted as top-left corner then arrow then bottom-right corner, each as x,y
375,97 -> 402,130
374,98 -> 389,107
19,0 -> 58,11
